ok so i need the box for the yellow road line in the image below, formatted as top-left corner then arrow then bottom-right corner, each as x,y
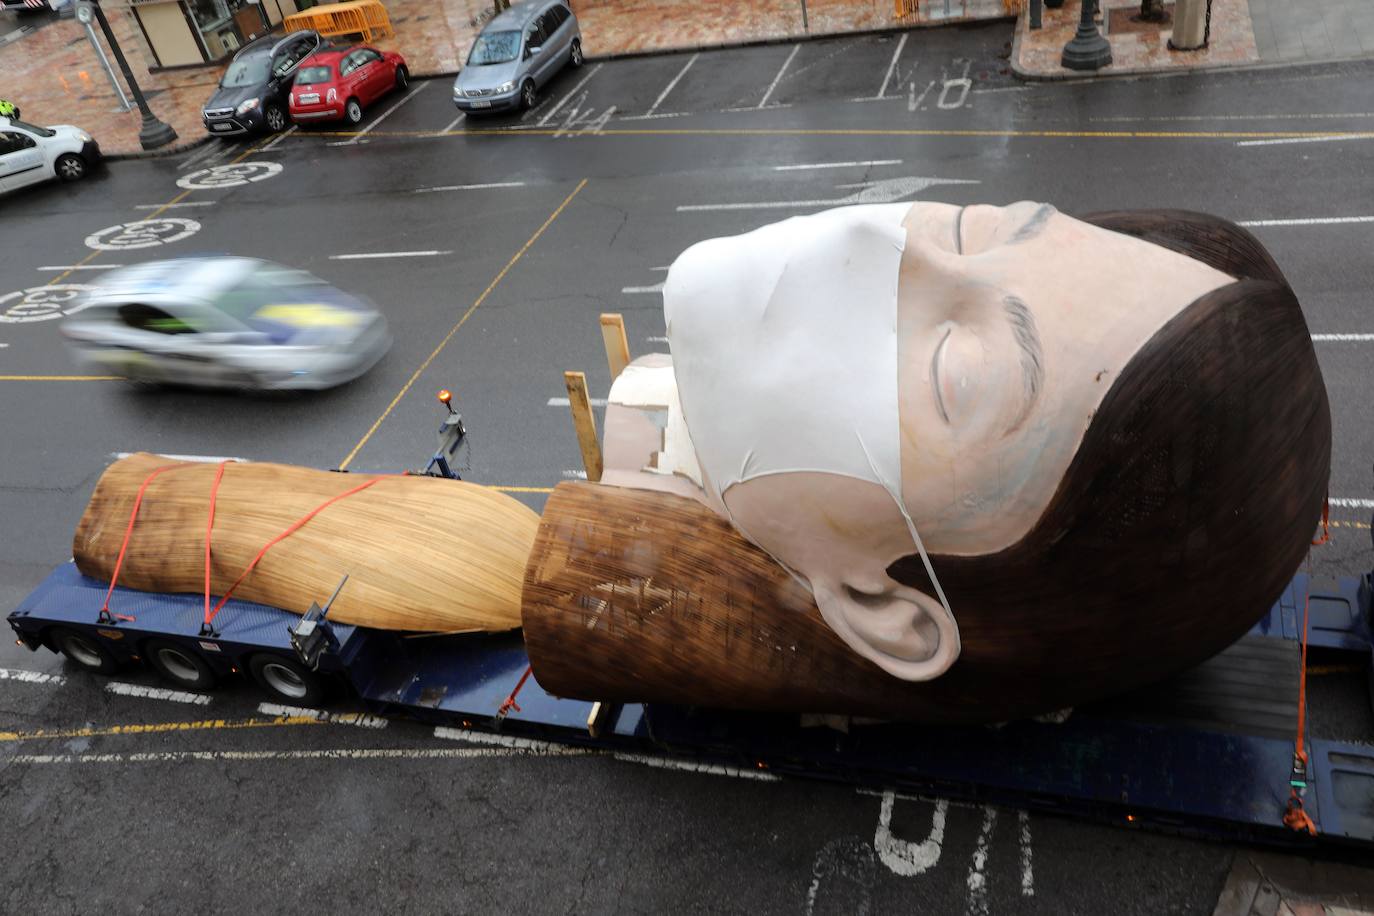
337,178 -> 590,470
0,375 -> 122,381
294,127 -> 1374,141
0,714 -> 323,743
141,188 -> 195,221
1331,520 -> 1372,530
1308,664 -> 1364,676
46,249 -> 102,287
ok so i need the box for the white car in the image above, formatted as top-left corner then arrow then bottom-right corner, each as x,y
0,117 -> 101,193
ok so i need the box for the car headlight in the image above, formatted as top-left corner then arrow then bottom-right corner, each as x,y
496,81 -> 515,93
236,98 -> 261,116
75,130 -> 92,143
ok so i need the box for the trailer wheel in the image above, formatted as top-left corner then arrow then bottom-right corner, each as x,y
51,628 -> 119,675
144,639 -> 217,691
249,653 -> 327,707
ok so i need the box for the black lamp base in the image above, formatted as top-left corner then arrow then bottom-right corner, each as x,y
138,115 -> 177,151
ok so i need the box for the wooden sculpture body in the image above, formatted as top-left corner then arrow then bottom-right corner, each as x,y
522,204 -> 1332,723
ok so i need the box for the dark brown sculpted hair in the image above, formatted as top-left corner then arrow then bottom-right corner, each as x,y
522,210 -> 1332,723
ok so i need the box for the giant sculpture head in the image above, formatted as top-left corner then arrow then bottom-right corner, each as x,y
580,202 -> 1330,710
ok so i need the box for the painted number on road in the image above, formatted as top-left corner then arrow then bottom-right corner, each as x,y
85,218 -> 201,251
0,285 -> 94,323
176,161 -> 282,190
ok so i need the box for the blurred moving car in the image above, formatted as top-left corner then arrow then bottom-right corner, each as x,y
61,258 -> 392,391
202,30 -> 321,136
0,117 -> 99,193
452,0 -> 581,113
290,44 -> 409,125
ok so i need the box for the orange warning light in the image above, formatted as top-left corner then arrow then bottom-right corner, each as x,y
437,389 -> 452,405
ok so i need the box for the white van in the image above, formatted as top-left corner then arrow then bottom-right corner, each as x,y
0,117 -> 101,194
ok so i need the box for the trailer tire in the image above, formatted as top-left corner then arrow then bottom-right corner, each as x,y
144,639 -> 217,691
249,653 -> 328,707
51,628 -> 120,675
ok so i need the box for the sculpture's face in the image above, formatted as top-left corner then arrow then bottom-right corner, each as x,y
638,202 -> 1236,681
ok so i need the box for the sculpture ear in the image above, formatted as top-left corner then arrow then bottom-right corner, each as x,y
812,579 -> 960,682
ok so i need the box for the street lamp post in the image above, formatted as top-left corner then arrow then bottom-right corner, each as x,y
1060,0 -> 1112,71
88,0 -> 178,150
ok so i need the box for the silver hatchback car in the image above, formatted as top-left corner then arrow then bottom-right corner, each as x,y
452,0 -> 583,113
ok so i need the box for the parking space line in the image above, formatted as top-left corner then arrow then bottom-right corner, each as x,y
37,264 -> 123,270
343,81 -> 429,145
547,396 -> 607,407
0,667 -> 66,685
537,63 -> 603,126
338,178 -> 589,470
440,111 -> 467,134
492,485 -> 554,494
647,52 -> 699,117
774,159 -> 903,171
257,702 -> 388,728
759,45 -> 800,109
874,33 -> 908,100
1240,215 -> 1374,226
105,682 -> 213,705
1312,333 -> 1374,340
259,124 -> 297,153
113,452 -> 245,462
622,283 -> 663,294
330,250 -> 453,259
0,375 -> 122,382
133,201 -> 215,210
300,126 -> 1374,142
414,181 -> 525,193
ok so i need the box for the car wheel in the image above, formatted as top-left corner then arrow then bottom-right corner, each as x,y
520,79 -> 536,111
264,103 -> 286,132
51,628 -> 120,675
249,653 -> 329,706
570,39 -> 584,68
144,639 -> 217,691
395,65 -> 409,91
54,153 -> 86,182
345,97 -> 363,125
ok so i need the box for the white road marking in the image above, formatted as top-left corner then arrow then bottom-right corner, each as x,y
105,682 -> 212,705
965,805 -> 998,916
678,175 -> 978,212
0,667 -> 66,685
875,33 -> 908,100
1313,333 -> 1374,341
1329,498 -> 1374,508
1236,134 -> 1374,147
433,725 -> 590,755
343,80 -> 429,144
0,343 -> 8,348
439,111 -> 467,133
1019,810 -> 1034,897
258,124 -> 298,153
257,702 -> 388,728
177,161 -> 282,190
1240,216 -> 1374,227
178,141 -> 230,171
910,79 -> 936,111
622,283 -> 664,294
874,790 -> 948,876
112,452 -> 245,463
38,264 -> 123,271
537,62 -> 603,126
133,201 -> 216,210
938,59 -> 973,110
9,746 -> 582,766
774,159 -> 903,171
612,751 -> 781,781
646,336 -> 669,343
329,250 -> 452,260
547,397 -> 607,407
759,44 -> 800,109
617,111 -> 689,121
562,469 -> 587,479
648,52 -> 699,117
413,181 -> 525,193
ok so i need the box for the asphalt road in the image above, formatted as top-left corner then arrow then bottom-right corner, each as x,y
2,24 -> 1373,914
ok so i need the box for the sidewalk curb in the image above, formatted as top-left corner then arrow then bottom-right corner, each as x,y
105,134 -> 213,162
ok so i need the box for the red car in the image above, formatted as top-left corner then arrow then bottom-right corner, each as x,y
289,45 -> 409,125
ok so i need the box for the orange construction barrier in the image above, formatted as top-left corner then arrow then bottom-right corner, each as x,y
284,0 -> 394,43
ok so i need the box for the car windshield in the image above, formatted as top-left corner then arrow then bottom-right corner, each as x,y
7,119 -> 54,138
295,65 -> 333,85
213,267 -> 331,321
220,54 -> 271,88
467,30 -> 521,65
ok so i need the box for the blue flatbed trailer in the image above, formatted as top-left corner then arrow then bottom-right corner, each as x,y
9,559 -> 1374,851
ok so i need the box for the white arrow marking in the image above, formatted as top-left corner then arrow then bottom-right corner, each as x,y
677,175 -> 979,212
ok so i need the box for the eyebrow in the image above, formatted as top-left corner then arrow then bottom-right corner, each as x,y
1008,204 -> 1057,244
1002,295 -> 1043,432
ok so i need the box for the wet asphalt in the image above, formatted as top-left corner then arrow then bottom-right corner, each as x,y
2,23 -> 1373,914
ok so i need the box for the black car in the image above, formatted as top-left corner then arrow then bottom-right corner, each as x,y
201,30 -> 321,136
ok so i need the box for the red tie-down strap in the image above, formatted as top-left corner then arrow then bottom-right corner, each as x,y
99,462 -> 196,623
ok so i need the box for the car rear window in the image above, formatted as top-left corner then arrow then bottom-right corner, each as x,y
295,65 -> 333,85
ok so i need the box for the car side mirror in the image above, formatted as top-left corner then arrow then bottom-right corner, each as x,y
525,46 -> 536,58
